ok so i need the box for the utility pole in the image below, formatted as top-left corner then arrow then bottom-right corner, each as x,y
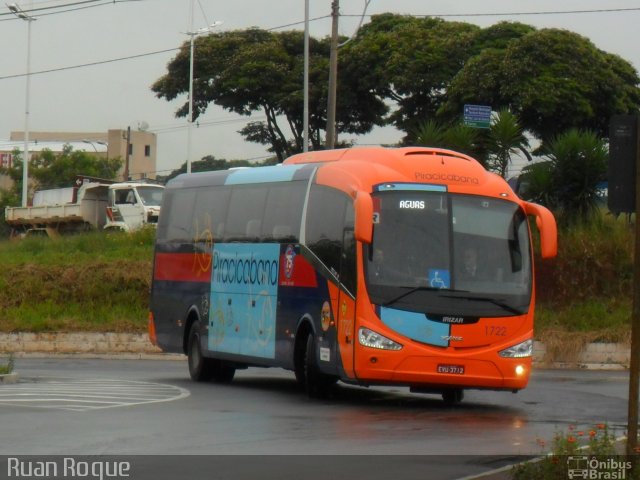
124,126 -> 131,181
325,0 -> 339,149
8,3 -> 36,207
627,116 -> 640,457
303,0 -> 309,152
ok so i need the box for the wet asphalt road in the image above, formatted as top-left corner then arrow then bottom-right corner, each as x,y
0,358 -> 629,479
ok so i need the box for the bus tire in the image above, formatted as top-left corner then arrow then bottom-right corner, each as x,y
293,328 -> 310,387
187,321 -> 214,382
442,388 -> 464,406
212,360 -> 235,383
304,333 -> 337,398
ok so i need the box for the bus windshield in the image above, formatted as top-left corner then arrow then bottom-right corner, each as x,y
365,189 -> 531,317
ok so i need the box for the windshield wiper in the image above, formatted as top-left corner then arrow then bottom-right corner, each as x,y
382,286 -> 447,307
439,293 -> 524,315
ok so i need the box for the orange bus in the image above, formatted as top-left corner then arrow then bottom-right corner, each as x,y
149,146 -> 557,404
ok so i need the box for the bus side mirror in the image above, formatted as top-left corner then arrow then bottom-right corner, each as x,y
354,191 -> 373,244
523,201 -> 557,259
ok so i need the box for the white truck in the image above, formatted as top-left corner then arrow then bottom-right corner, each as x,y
5,177 -> 164,237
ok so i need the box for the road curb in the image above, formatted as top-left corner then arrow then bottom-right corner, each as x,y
0,332 -> 162,356
533,341 -> 630,369
0,333 -> 631,369
0,373 -> 19,384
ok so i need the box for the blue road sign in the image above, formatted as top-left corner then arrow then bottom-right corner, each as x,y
463,104 -> 491,128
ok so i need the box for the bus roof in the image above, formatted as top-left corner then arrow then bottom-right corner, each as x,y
283,146 -> 477,165
168,146 -> 517,201
167,163 -> 317,190
284,146 -> 517,200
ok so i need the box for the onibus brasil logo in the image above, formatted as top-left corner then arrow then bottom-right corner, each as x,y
567,456 -> 632,479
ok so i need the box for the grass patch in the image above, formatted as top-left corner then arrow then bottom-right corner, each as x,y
536,300 -> 631,341
0,227 -> 156,265
0,354 -> 14,374
0,229 -> 154,332
534,212 -> 632,345
0,303 -> 147,333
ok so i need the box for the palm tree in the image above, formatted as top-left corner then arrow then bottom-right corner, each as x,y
486,108 -> 530,178
546,129 -> 608,222
413,119 -> 484,164
521,129 -> 608,223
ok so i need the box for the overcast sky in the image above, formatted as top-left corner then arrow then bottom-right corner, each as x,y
1,0 -> 639,176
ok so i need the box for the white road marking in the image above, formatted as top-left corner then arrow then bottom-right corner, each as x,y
0,378 -> 190,411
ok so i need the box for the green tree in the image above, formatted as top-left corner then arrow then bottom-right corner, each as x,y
0,189 -> 19,237
159,155 -> 255,183
517,159 -> 554,206
1,145 -> 122,198
468,21 -> 534,56
0,148 -> 25,197
413,120 -> 483,162
443,28 -> 640,143
30,145 -> 122,189
152,29 -> 386,162
412,110 -> 529,173
342,14 -> 480,136
520,129 -> 608,223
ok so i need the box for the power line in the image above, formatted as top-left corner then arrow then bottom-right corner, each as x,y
0,0 -> 144,21
267,15 -> 330,31
270,7 -> 640,31
150,115 -> 267,134
407,6 -> 640,18
0,0 -> 105,17
0,47 -> 179,80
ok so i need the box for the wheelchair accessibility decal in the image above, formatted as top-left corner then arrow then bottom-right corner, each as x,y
428,269 -> 450,289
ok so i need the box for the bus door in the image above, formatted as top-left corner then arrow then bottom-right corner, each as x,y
336,206 -> 357,379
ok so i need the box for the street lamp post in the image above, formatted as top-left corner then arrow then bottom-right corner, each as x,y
303,0 -> 309,152
185,0 -> 221,174
8,2 -> 36,207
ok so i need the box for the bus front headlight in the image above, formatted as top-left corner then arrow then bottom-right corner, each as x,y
358,327 -> 403,350
499,339 -> 533,358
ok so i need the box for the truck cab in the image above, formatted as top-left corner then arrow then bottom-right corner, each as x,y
105,183 -> 164,231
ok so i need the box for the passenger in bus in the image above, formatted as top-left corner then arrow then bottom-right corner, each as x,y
459,247 -> 482,280
371,248 -> 385,279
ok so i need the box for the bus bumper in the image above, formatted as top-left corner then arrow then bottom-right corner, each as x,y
353,353 -> 531,391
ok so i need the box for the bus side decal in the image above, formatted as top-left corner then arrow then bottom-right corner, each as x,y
278,244 -> 318,288
208,243 -> 279,359
154,252 -> 212,283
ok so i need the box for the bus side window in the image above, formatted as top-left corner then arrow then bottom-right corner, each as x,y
261,181 -> 305,242
272,225 -> 292,241
193,186 -> 231,244
245,219 -> 262,241
164,189 -> 197,244
215,222 -> 225,241
306,185 -> 349,277
225,185 -> 268,242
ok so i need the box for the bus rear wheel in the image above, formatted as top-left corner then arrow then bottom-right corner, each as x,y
211,360 -> 235,383
187,321 -> 214,381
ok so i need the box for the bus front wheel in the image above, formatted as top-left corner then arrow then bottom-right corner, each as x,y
304,333 -> 337,398
442,388 -> 464,406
